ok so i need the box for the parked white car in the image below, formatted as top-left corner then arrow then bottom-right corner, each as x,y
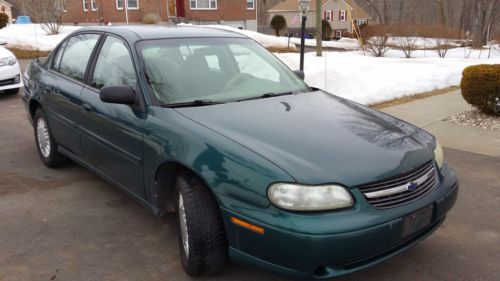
0,41 -> 22,95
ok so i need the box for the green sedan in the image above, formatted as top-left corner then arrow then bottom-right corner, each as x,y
22,26 -> 458,279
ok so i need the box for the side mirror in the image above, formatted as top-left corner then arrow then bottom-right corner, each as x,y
99,85 -> 136,105
293,70 -> 305,80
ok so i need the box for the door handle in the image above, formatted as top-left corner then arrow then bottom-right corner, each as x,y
82,104 -> 92,112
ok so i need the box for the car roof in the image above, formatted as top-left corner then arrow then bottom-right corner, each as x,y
76,25 -> 249,41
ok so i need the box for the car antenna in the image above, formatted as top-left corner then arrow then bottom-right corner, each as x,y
34,23 -> 39,62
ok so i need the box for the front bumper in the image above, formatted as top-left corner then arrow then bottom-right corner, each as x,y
0,63 -> 22,91
220,163 -> 459,279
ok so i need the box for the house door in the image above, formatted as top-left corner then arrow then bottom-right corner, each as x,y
176,0 -> 185,17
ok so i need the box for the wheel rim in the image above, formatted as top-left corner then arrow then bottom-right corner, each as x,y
36,117 -> 51,158
178,193 -> 189,258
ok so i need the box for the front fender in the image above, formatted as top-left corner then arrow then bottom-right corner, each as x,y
143,107 -> 295,211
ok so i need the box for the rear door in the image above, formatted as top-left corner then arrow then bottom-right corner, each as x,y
79,35 -> 146,197
44,33 -> 101,155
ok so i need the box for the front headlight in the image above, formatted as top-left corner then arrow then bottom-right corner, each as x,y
267,183 -> 354,211
7,56 -> 17,66
0,56 -> 17,66
434,140 -> 444,169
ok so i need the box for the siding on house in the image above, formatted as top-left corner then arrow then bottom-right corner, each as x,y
61,0 -> 257,31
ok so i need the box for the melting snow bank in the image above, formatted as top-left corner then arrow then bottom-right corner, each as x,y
275,49 -> 500,105
0,24 -> 81,51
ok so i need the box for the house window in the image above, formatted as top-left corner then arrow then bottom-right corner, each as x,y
326,10 -> 332,21
91,0 -> 97,11
340,10 -> 346,21
190,0 -> 217,9
336,30 -> 342,37
247,0 -> 254,10
116,0 -> 139,10
82,0 -> 88,11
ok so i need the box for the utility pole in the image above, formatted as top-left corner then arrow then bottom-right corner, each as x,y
125,0 -> 129,24
316,0 -> 322,56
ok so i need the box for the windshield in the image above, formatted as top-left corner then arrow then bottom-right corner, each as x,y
137,37 -> 309,106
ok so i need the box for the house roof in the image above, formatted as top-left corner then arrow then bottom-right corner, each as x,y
345,0 -> 371,19
0,0 -> 13,7
269,0 -> 371,19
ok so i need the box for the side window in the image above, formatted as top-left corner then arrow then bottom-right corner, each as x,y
51,41 -> 67,71
92,36 -> 137,89
58,34 -> 100,81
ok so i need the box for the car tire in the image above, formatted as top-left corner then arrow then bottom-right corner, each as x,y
176,173 -> 227,276
33,109 -> 68,168
4,88 -> 19,95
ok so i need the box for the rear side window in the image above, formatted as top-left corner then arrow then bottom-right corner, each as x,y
58,34 -> 100,81
51,41 -> 67,71
91,36 -> 137,89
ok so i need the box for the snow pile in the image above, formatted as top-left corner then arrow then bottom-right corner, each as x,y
0,24 -> 81,51
275,48 -> 500,105
178,24 -> 297,50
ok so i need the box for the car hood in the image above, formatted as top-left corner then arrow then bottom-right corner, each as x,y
175,90 -> 435,187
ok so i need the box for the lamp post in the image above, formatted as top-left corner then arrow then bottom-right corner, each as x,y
298,0 -> 310,71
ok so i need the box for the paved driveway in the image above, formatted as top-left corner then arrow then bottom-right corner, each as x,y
0,60 -> 498,281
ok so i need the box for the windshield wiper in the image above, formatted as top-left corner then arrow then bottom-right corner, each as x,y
163,99 -> 223,108
236,91 -> 294,102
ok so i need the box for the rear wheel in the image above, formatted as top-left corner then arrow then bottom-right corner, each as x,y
33,109 -> 68,168
176,173 -> 227,276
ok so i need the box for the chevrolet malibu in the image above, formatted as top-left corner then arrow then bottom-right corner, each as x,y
22,26 -> 458,279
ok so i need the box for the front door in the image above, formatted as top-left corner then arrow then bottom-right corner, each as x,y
45,33 -> 100,155
176,0 -> 185,17
79,35 -> 145,198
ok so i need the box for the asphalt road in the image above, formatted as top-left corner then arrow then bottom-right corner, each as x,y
0,61 -> 498,281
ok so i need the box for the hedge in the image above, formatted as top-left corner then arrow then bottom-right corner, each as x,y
461,64 -> 500,116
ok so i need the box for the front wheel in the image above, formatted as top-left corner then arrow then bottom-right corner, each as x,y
176,173 -> 227,276
33,109 -> 68,168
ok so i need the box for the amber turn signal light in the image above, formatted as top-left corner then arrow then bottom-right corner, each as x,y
231,217 -> 265,235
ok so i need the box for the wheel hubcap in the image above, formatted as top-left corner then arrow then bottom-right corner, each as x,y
36,118 -> 51,158
178,193 -> 189,258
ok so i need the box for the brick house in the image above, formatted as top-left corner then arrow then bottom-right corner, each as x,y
268,0 -> 371,38
62,0 -> 257,30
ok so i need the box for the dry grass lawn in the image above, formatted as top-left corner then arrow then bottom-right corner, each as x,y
370,86 -> 460,109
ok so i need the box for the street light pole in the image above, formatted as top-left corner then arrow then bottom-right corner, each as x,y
298,0 -> 310,72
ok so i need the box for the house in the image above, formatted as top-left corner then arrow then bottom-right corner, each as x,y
62,0 -> 257,31
268,0 -> 371,38
0,0 -> 13,23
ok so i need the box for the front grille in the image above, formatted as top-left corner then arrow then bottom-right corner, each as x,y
0,77 -> 16,87
357,161 -> 438,209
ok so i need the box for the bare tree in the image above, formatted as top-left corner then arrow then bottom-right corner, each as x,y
395,36 -> 417,58
10,0 -> 65,35
365,36 -> 390,56
362,24 -> 392,57
471,0 -> 498,46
